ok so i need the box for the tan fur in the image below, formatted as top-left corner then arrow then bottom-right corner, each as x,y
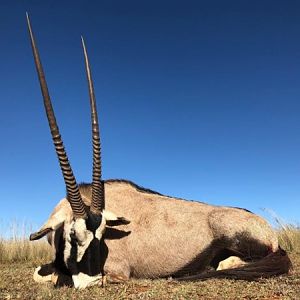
51,273 -> 58,285
36,180 -> 290,281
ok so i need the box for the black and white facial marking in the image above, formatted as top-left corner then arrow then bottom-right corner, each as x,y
31,208 -> 130,288
57,211 -> 108,289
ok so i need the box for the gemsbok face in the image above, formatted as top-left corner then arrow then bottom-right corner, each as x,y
26,14 -> 129,288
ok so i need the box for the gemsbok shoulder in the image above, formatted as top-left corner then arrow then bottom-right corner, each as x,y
26,14 -> 292,289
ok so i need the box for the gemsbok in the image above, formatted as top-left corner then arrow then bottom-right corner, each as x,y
26,14 -> 292,289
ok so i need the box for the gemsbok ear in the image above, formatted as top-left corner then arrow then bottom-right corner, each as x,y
29,197 -> 70,241
30,228 -> 52,241
102,210 -> 130,227
106,218 -> 131,227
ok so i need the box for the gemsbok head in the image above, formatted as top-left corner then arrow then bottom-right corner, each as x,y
26,14 -> 129,288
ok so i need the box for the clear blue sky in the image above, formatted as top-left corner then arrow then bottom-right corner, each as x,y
0,1 -> 299,231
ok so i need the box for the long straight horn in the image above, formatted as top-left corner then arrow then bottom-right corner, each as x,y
26,13 -> 87,219
81,37 -> 104,214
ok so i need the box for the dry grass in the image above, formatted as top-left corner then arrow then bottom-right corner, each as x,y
277,225 -> 300,254
0,222 -> 299,299
0,238 -> 51,264
0,221 -> 52,264
1,261 -> 299,300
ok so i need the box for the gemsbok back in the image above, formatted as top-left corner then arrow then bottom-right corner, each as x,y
26,15 -> 292,289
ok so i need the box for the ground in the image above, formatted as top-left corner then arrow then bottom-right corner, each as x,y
0,253 -> 299,300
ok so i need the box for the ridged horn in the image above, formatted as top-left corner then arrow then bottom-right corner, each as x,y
26,13 -> 87,219
81,37 -> 104,214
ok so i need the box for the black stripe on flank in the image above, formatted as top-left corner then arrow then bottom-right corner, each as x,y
173,232 -> 272,278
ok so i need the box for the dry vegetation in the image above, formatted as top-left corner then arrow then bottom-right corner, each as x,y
0,223 -> 299,299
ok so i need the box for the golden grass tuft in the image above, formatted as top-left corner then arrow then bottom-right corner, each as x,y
0,221 -> 52,264
0,237 -> 52,264
277,224 -> 300,254
263,210 -> 300,254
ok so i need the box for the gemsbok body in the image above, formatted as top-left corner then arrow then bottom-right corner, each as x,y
26,15 -> 292,289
